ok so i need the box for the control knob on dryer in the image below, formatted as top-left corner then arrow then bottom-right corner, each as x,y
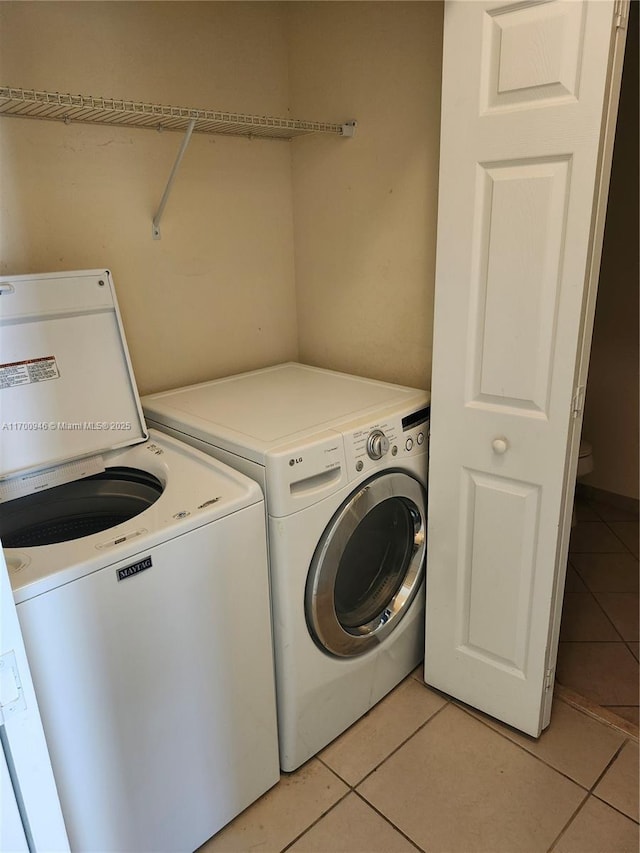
366,429 -> 390,460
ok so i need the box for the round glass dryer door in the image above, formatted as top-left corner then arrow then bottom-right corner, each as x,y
305,470 -> 426,658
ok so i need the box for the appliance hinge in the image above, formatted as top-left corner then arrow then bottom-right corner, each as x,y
614,0 -> 627,29
544,667 -> 554,692
571,384 -> 585,418
0,651 -> 27,723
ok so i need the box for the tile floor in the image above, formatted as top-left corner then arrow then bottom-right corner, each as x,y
199,491 -> 639,853
200,670 -> 639,853
558,494 -> 639,726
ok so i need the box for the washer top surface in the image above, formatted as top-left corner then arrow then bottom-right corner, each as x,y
6,428 -> 264,603
143,363 -> 429,463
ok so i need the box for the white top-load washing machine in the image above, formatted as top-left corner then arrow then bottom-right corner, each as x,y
143,363 -> 430,770
0,270 -> 279,852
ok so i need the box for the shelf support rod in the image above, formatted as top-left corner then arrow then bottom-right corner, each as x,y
152,118 -> 197,240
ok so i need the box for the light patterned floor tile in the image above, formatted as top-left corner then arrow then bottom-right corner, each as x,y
556,642 -> 639,706
459,699 -> 625,789
570,552 -> 639,593
197,760 -> 348,853
357,704 -> 584,853
319,677 -> 447,786
594,740 -> 640,822
570,522 -> 627,554
288,793 -> 417,852
553,795 -> 640,853
559,593 -> 621,641
594,593 -> 640,641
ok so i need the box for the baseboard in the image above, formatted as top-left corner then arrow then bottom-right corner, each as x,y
576,483 -> 640,516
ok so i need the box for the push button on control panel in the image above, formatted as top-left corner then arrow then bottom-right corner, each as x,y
405,437 -> 414,451
417,432 -> 424,446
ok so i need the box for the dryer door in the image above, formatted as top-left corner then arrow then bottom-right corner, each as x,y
306,471 -> 426,658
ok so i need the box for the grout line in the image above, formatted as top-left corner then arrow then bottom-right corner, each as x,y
590,787 -> 640,826
453,703 -> 591,789
350,699 -> 452,790
290,699 -> 450,853
600,515 -> 638,558
587,739 -> 640,823
589,739 -> 627,790
278,785 -> 352,853
546,790 -> 590,852
559,541 -> 638,720
352,789 -> 425,852
452,701 -> 625,793
585,586 -> 627,642
548,736 -> 639,850
313,677 -> 449,786
590,791 -> 640,826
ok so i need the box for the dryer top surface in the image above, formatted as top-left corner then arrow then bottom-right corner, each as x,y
143,363 -> 430,463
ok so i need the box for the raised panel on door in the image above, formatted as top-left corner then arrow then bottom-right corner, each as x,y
458,469 -> 540,674
468,155 -> 570,414
480,1 -> 586,111
425,0 -> 627,736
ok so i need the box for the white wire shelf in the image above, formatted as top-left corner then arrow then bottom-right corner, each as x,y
0,86 -> 350,140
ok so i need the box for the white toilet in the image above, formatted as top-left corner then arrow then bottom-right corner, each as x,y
577,439 -> 594,479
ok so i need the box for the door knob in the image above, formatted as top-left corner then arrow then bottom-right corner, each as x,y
492,437 -> 509,455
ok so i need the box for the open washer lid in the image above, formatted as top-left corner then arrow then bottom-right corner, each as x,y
0,269 -> 147,493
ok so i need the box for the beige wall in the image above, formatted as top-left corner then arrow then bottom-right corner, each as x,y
581,5 -> 639,500
0,2 -> 299,394
0,2 -> 443,396
288,2 -> 443,390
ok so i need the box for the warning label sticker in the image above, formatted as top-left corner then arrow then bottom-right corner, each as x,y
0,356 -> 60,390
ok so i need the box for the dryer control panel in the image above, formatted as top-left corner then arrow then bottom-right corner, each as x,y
343,404 -> 430,480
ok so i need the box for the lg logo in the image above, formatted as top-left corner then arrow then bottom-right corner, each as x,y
289,457 -> 303,466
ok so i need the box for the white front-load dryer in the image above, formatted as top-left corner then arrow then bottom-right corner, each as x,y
0,271 -> 280,851
143,363 -> 430,770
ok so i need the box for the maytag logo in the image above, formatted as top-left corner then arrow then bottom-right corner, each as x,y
117,556 -> 152,582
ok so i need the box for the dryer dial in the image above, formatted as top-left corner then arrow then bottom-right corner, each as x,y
366,429 -> 390,460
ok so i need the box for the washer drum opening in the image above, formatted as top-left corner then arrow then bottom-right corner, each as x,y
0,467 -> 164,547
305,470 -> 426,658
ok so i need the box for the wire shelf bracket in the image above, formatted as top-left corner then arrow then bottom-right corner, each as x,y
0,87 -> 357,238
152,118 -> 196,240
